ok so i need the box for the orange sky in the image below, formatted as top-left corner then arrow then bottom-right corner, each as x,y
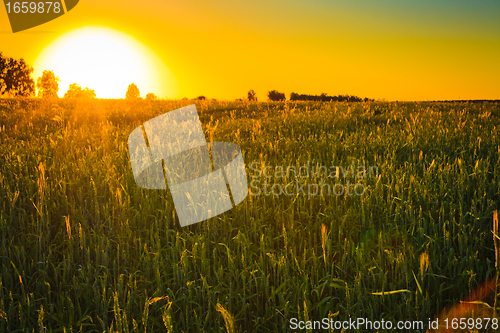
1,0 -> 499,100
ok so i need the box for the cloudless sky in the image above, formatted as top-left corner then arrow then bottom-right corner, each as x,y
1,0 -> 499,100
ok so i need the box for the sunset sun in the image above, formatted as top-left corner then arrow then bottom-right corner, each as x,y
33,26 -> 178,99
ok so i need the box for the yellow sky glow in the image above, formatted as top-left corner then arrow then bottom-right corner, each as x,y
1,0 -> 499,101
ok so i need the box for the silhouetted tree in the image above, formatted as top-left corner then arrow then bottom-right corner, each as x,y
64,83 -> 96,99
0,52 -> 35,97
37,70 -> 60,98
145,93 -> 157,100
126,83 -> 140,99
267,90 -> 285,101
195,95 -> 206,100
247,89 -> 257,101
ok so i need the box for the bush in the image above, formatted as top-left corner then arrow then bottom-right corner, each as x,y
267,90 -> 285,101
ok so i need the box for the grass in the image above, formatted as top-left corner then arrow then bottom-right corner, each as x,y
0,98 -> 499,332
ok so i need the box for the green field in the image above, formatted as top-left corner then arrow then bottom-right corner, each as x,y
0,98 -> 499,332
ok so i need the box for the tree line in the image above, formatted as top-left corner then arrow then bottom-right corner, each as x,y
246,90 -> 372,102
290,92 -> 372,102
2,52 -> 373,102
1,52 -> 156,100
0,52 -> 96,99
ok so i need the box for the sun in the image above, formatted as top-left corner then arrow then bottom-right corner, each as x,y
34,26 -> 178,99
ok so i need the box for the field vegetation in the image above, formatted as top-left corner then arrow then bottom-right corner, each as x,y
0,98 -> 499,332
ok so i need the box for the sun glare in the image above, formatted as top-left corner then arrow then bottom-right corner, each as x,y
33,26 -> 178,99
